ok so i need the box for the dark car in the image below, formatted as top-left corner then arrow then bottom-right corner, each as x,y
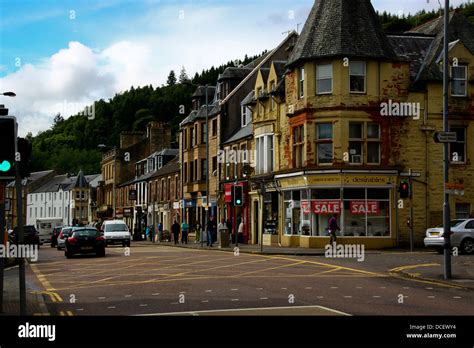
50,226 -> 63,248
65,228 -> 106,258
11,225 -> 40,247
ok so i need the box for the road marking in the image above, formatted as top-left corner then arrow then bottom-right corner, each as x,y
124,295 -> 132,298
426,287 -> 433,290
140,304 -> 148,307
453,296 -> 462,299
330,287 -> 339,289
427,296 -> 435,299
231,289 -> 239,291
201,300 -> 209,303
356,287 -> 363,289
136,305 -> 352,317
205,290 -> 212,293
317,296 -> 324,299
231,299 -> 239,302
179,291 -> 186,294
30,264 -> 56,291
257,288 -> 263,290
232,261 -> 306,278
107,306 -> 116,309
379,287 -> 386,289
403,287 -> 410,289
281,287 -> 287,290
305,287 -> 312,290
344,296 -> 352,298
372,296 -> 381,298
260,297 -> 269,300
76,309 -> 84,311
152,293 -> 160,296
98,297 -> 106,300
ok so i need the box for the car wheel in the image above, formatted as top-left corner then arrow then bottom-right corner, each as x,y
461,238 -> 474,255
65,250 -> 72,259
50,242 -> 55,248
57,245 -> 61,250
125,241 -> 130,247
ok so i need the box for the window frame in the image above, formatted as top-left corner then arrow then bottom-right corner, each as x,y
349,61 -> 367,94
316,123 -> 333,165
366,123 -> 381,165
316,63 -> 333,95
298,67 -> 305,99
255,134 -> 275,175
348,122 -> 364,165
450,127 -> 467,164
451,65 -> 468,97
292,125 -> 305,168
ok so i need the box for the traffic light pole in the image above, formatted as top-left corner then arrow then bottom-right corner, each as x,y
15,159 -> 27,315
409,169 -> 414,252
0,182 -> 6,313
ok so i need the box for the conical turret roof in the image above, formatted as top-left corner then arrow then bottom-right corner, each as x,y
288,0 -> 396,67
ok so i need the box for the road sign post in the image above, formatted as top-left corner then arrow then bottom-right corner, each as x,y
433,131 -> 457,143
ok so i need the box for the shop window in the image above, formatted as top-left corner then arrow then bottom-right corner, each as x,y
450,127 -> 466,163
316,123 -> 333,165
293,125 -> 304,168
451,65 -> 467,97
349,123 -> 363,164
350,61 -> 366,93
455,203 -> 470,220
316,63 -> 333,94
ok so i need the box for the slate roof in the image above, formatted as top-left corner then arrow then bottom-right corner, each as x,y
405,11 -> 474,82
148,157 -> 180,180
218,67 -> 253,81
6,170 -> 54,188
241,91 -> 256,106
192,86 -> 216,98
74,170 -> 88,189
32,174 -> 100,193
222,122 -> 253,145
287,0 -> 396,67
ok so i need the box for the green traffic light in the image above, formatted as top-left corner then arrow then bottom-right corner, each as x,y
0,160 -> 11,172
236,200 -> 242,205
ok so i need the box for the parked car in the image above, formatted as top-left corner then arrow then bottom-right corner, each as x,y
57,227 -> 73,250
101,220 -> 131,247
424,219 -> 474,254
11,225 -> 40,247
64,228 -> 105,258
50,226 -> 63,248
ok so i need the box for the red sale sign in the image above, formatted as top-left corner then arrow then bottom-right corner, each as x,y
301,200 -> 310,214
350,201 -> 380,214
312,201 -> 341,215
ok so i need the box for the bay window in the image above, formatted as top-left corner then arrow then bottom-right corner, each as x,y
256,134 -> 274,175
316,123 -> 333,164
293,125 -> 305,168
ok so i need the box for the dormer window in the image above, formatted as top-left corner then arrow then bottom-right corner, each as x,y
241,104 -> 252,128
349,62 -> 366,93
451,65 -> 467,97
157,156 -> 163,169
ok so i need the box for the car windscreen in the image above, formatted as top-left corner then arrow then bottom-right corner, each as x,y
105,224 -> 128,232
73,230 -> 99,237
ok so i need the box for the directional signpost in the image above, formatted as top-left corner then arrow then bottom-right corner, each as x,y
433,131 -> 457,144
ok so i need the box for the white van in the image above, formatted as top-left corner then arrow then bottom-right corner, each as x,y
36,218 -> 63,244
101,220 -> 131,247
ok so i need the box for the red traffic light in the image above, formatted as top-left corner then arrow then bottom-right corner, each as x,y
399,181 -> 410,199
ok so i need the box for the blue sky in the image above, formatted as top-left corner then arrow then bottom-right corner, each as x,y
0,0 -> 470,135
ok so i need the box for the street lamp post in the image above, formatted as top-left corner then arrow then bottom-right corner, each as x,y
443,0 -> 452,280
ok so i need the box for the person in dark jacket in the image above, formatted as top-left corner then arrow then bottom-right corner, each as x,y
328,214 -> 340,245
171,220 -> 180,245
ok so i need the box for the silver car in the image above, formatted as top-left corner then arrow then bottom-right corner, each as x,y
57,227 -> 73,250
424,219 -> 474,254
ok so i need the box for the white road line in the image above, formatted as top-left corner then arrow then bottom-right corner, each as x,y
428,296 -> 435,299
260,297 -> 269,300
403,287 -> 410,289
317,296 -> 324,299
453,296 -> 462,299
344,296 -> 352,298
140,304 -> 148,307
231,299 -> 239,302
281,288 -> 287,290
136,305 -> 352,317
76,309 -> 84,311
107,306 -> 116,309
201,300 -> 209,303
98,297 -> 106,300
257,288 -> 263,290
231,289 -> 239,291
179,292 -> 186,294
330,287 -> 339,289
305,287 -> 312,290
372,296 -> 382,298
205,290 -> 212,293
379,287 -> 386,289
152,293 -> 160,296
356,287 -> 363,289
426,287 -> 433,290
124,295 -> 132,298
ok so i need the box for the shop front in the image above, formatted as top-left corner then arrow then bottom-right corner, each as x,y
276,172 -> 397,249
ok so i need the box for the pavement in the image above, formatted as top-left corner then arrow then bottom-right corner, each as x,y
1,263 -> 50,316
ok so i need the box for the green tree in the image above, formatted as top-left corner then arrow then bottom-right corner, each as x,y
167,70 -> 177,86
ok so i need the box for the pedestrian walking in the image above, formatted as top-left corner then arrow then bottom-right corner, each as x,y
194,221 -> 201,244
157,222 -> 163,242
328,214 -> 340,245
238,219 -> 244,244
206,216 -> 216,247
145,225 -> 150,241
171,220 -> 180,245
181,220 -> 189,244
